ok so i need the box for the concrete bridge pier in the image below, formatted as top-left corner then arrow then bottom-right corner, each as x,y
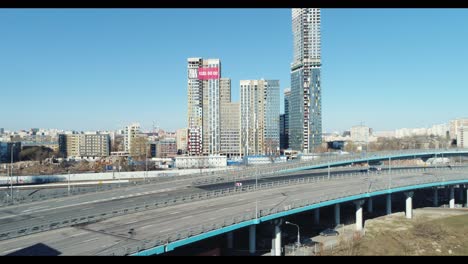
450,186 -> 455,209
405,191 -> 414,219
459,186 -> 464,205
354,200 -> 365,231
274,223 -> 282,256
249,225 -> 256,254
433,188 -> 439,207
386,194 -> 392,215
314,208 -> 320,225
227,232 -> 233,249
367,197 -> 373,214
466,186 -> 468,208
334,204 -> 341,227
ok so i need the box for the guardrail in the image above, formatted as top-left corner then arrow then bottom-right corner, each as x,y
0,166 -> 465,252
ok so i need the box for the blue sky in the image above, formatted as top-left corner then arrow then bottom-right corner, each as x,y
1,8 -> 467,133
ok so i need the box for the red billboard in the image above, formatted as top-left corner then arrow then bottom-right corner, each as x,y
198,67 -> 219,80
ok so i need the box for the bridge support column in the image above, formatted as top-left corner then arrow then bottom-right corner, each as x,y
466,186 -> 468,208
433,188 -> 439,207
459,186 -> 464,205
314,209 -> 320,225
367,197 -> 373,213
354,200 -> 365,231
450,186 -> 455,209
334,203 -> 340,227
405,191 -> 414,219
227,232 -> 233,249
249,225 -> 256,254
386,194 -> 392,215
274,223 -> 282,256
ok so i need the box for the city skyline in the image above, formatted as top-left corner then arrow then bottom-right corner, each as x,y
1,9 -> 468,132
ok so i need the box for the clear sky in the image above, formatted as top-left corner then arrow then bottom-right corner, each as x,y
1,8 -> 467,133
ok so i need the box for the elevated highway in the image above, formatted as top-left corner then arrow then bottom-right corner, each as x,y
0,166 -> 467,256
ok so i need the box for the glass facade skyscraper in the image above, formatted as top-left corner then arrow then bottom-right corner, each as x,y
290,8 -> 322,153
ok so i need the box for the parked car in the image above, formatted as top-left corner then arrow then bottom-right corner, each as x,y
319,228 -> 339,236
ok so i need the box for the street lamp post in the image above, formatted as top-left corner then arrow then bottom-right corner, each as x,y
145,143 -> 148,183
285,221 -> 301,247
67,170 -> 70,196
10,143 -> 15,202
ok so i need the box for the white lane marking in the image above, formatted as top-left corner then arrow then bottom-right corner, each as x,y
2,247 -> 24,254
0,215 -> 16,220
81,238 -> 99,243
159,228 -> 173,233
21,205 -> 49,213
168,211 -> 180,215
126,220 -> 139,224
70,232 -> 87,238
140,224 -> 155,230
237,198 -> 245,201
180,215 -> 193,220
80,207 -> 94,211
209,217 -> 217,220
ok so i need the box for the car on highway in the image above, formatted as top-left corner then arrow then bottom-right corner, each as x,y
368,166 -> 382,172
319,228 -> 339,236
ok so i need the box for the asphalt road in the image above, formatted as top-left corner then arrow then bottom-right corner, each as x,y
0,168 -> 465,255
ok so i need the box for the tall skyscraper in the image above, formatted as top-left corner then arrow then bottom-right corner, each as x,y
240,79 -> 280,156
284,88 -> 291,149
290,8 -> 322,153
187,58 -> 222,156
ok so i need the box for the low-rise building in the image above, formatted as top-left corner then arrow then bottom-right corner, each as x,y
59,134 -> 110,159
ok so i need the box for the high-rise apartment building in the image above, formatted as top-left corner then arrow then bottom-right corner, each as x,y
219,78 -> 240,158
124,123 -> 140,153
284,88 -> 291,149
187,58 -> 222,156
58,134 -> 110,158
240,79 -> 280,156
290,8 -> 322,153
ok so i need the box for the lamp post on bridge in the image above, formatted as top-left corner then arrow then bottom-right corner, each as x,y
285,221 -> 301,248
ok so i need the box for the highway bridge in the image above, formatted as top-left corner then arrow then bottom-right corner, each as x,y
0,148 -> 467,256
